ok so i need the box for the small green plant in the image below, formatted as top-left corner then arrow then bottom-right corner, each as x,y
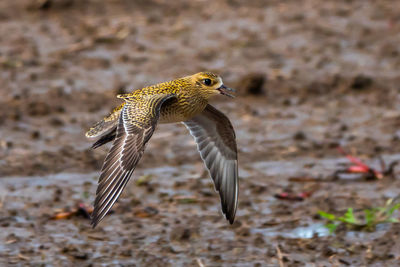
318,198 -> 400,234
135,174 -> 153,186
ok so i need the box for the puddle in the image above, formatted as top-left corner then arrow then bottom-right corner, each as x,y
252,223 -> 330,239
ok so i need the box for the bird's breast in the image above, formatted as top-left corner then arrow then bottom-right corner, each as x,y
159,97 -> 207,123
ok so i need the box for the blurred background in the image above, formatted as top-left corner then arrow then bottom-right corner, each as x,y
1,0 -> 400,265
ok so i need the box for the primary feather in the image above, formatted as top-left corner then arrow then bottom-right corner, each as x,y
91,94 -> 176,227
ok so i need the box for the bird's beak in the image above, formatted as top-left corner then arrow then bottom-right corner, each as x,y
217,84 -> 236,98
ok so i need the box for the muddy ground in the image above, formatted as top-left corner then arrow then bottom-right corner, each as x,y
1,0 -> 400,266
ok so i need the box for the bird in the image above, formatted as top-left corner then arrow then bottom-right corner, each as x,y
86,72 -> 238,228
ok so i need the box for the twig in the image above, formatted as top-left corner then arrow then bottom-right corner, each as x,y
196,258 -> 205,267
335,147 -> 386,179
275,245 -> 285,267
17,254 -> 30,261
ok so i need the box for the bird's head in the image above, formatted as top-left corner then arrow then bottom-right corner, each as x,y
190,72 -> 235,99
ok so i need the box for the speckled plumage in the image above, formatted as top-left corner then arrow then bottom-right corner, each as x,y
86,72 -> 238,228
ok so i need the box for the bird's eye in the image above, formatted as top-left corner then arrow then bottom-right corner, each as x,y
203,78 -> 212,86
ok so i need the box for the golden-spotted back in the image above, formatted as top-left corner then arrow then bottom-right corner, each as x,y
86,72 -> 226,137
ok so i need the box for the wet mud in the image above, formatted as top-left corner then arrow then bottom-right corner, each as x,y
1,0 -> 400,266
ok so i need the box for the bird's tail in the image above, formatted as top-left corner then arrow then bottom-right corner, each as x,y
85,103 -> 124,145
90,127 -> 117,149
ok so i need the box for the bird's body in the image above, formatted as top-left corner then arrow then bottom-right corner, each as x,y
86,72 -> 238,227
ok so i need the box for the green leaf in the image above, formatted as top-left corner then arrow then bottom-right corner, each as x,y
135,174 -> 153,186
175,197 -> 198,204
319,199 -> 400,234
338,208 -> 357,224
387,202 -> 400,217
318,211 -> 336,221
364,209 -> 376,226
325,223 -> 338,234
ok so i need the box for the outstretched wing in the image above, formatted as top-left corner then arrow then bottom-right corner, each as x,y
183,104 -> 238,224
91,94 -> 176,227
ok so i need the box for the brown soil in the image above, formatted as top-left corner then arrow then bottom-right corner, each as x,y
1,0 -> 400,266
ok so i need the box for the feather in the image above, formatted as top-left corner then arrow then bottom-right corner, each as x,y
91,94 -> 176,227
183,104 -> 238,224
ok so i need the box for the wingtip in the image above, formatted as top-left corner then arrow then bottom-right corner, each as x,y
227,209 -> 236,225
225,202 -> 237,225
90,207 -> 101,228
90,215 -> 99,228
